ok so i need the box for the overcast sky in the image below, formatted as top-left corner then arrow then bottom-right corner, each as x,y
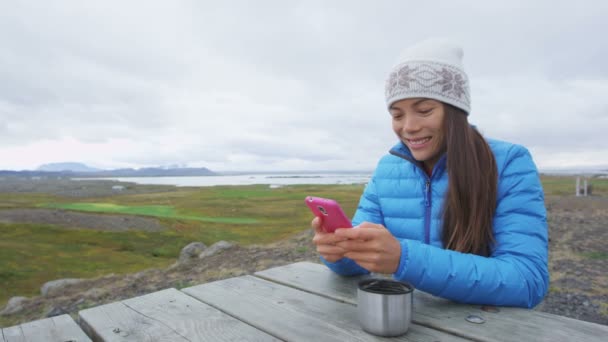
1,0 -> 607,172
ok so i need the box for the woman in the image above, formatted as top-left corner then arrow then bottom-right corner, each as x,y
312,39 -> 549,308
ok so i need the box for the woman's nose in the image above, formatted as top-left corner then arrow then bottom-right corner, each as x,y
402,115 -> 419,132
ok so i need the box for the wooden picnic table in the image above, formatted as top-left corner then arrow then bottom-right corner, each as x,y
2,261 -> 607,341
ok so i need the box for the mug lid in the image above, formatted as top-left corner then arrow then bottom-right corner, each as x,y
358,278 -> 413,295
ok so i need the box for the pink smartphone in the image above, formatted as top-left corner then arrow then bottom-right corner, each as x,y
305,196 -> 353,233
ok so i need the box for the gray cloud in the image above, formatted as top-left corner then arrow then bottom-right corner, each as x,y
1,0 -> 607,171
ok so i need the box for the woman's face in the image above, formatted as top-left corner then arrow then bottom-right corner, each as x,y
389,98 -> 446,172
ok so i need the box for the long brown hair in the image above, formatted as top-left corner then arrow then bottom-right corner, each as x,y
441,104 -> 497,256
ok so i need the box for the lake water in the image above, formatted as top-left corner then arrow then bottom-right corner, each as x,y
82,173 -> 372,187
75,168 -> 608,188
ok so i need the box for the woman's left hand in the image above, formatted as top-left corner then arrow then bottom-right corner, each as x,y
334,222 -> 401,274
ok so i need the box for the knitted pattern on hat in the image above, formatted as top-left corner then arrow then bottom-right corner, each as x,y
385,39 -> 471,114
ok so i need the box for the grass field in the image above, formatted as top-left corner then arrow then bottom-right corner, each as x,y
541,175 -> 608,196
0,183 -> 364,306
0,176 -> 607,309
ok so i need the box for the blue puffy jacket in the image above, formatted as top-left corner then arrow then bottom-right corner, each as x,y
323,138 -> 549,308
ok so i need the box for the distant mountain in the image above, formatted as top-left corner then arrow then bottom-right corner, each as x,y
37,162 -> 101,172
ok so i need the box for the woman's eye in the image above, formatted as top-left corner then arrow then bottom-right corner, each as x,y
419,109 -> 433,115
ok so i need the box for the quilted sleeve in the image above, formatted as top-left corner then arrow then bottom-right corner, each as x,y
393,144 -> 549,308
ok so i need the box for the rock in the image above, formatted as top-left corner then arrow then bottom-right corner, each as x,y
41,278 -> 84,296
179,242 -> 207,264
83,287 -> 106,299
199,241 -> 234,259
46,306 -> 68,317
0,296 -> 28,316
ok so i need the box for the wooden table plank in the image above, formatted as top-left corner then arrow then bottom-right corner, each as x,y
79,287 -> 278,341
0,326 -> 22,342
183,275 -> 469,341
1,314 -> 91,342
255,262 -> 608,342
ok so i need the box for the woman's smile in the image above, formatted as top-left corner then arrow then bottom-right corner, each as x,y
405,136 -> 432,149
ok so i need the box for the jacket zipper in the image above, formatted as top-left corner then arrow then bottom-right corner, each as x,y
424,179 -> 431,244
390,150 -> 433,244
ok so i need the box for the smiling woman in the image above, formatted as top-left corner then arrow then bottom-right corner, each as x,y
312,38 -> 549,309
389,98 -> 446,175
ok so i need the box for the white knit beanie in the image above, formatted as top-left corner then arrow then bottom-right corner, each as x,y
385,39 -> 471,114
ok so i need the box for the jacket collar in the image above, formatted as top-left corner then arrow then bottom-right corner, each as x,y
389,141 -> 412,158
389,141 -> 447,178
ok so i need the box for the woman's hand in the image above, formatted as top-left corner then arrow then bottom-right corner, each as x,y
311,216 -> 349,262
334,222 -> 401,273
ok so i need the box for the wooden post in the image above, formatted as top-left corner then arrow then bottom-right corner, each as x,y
576,177 -> 580,197
584,179 -> 588,196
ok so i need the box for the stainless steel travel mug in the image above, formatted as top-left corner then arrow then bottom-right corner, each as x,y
357,278 -> 413,337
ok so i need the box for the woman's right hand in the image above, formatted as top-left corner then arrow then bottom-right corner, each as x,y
311,216 -> 348,262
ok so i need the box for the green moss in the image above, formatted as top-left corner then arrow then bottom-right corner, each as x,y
581,251 -> 608,260
296,246 -> 309,253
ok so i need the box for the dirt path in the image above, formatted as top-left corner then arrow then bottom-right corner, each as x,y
0,177 -> 176,198
0,208 -> 166,232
